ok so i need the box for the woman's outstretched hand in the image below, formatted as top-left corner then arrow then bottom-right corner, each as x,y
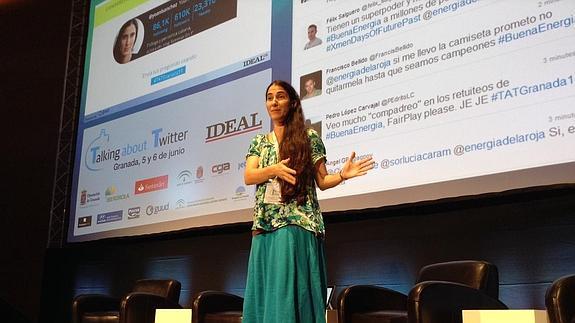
340,152 -> 375,180
274,158 -> 297,185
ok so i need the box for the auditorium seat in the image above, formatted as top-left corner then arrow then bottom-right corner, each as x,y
546,274 -> 575,323
72,279 -> 181,323
193,290 -> 243,323
337,260 -> 507,323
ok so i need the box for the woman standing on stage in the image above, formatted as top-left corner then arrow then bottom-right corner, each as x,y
242,80 -> 374,323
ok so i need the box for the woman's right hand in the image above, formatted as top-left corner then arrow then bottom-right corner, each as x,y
274,158 -> 297,185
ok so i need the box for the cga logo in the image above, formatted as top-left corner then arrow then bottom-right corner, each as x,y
211,162 -> 230,175
146,203 -> 169,215
205,112 -> 262,143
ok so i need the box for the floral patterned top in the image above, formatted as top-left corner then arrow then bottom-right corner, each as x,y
246,128 -> 326,235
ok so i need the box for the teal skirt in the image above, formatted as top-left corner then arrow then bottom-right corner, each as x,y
242,225 -> 327,323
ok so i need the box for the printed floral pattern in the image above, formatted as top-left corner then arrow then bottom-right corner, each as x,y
247,129 -> 326,234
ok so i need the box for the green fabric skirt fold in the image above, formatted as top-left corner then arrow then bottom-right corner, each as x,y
242,225 -> 327,323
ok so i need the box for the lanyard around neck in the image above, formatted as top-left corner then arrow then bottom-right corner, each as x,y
270,131 -> 280,161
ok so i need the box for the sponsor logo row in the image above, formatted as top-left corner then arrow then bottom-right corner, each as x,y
80,161 -> 247,207
77,202 -> 170,228
77,185 -> 250,229
176,161 -> 246,186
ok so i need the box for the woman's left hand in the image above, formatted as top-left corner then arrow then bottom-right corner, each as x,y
340,151 -> 375,180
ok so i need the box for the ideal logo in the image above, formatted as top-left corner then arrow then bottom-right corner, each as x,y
177,170 -> 193,186
242,53 -> 268,67
205,112 -> 262,143
211,162 -> 231,175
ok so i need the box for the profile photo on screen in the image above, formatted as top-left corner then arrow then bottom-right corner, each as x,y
304,24 -> 322,50
305,118 -> 322,138
300,70 -> 322,100
113,18 -> 144,64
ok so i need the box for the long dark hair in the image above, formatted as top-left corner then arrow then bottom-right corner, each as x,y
113,19 -> 138,63
266,80 -> 313,205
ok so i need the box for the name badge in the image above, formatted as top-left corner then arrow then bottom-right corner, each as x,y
263,179 -> 283,204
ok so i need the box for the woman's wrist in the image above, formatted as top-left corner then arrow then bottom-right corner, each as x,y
266,164 -> 277,180
339,169 -> 346,181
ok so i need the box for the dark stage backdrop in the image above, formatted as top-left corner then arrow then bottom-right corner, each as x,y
0,0 -> 72,322
39,187 -> 575,323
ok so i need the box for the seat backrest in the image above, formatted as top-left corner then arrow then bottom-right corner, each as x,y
415,260 -> 499,299
132,279 -> 181,303
546,274 -> 575,323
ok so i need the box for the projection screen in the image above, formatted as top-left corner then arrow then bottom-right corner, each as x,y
68,0 -> 575,242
